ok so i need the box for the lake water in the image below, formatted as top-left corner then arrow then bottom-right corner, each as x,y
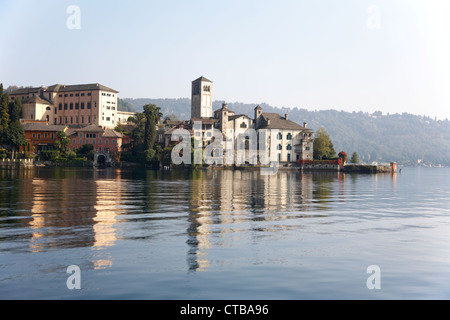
0,167 -> 449,300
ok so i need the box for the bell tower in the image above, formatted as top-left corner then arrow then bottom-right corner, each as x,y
191,76 -> 213,119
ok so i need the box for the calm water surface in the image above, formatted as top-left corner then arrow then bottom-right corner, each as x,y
0,167 -> 449,300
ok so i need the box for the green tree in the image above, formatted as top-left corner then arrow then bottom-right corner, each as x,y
5,121 -> 26,159
8,97 -> 22,123
143,104 -> 162,152
129,112 -> 146,154
0,84 -> 10,144
4,98 -> 25,159
350,152 -> 360,164
313,127 -> 336,160
54,131 -> 70,155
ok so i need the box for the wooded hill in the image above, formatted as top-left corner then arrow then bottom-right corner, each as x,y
120,98 -> 450,167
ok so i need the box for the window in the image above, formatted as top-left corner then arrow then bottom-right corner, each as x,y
81,93 -> 85,97
92,139 -> 96,145
87,102 -> 91,109
59,104 -> 62,110
73,139 -> 76,145
106,117 -> 110,121
64,94 -> 68,97
70,94 -> 74,97
44,133 -> 48,138
37,134 -> 41,139
51,133 -> 54,139
82,116 -> 84,123
112,140 -> 116,145
70,103 -> 73,110
59,94 -> 62,97
86,139 -> 89,144
75,103 -> 79,110
32,134 -> 36,138
81,103 -> 85,109
287,133 -> 293,140
75,93 -> 79,97
87,93 -> 91,96
105,139 -> 109,145
64,104 -> 68,110
277,144 -> 282,151
277,132 -> 283,140
65,117 -> 68,124
240,122 -> 247,129
287,144 -> 292,151
88,116 -> 91,123
46,107 -> 51,111
79,133 -> 83,138
99,139 -> 102,145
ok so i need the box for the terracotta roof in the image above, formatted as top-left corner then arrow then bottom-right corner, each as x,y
103,128 -> 123,138
74,125 -> 105,133
22,123 -> 67,132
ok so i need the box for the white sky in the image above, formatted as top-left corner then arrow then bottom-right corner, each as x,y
1,0 -> 449,119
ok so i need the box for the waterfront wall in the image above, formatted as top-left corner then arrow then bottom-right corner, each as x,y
0,159 -> 34,167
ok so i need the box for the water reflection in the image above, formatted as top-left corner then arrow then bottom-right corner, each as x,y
0,167 -> 399,275
186,170 -> 332,272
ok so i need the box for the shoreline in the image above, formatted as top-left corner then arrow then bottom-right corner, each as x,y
0,159 -> 399,174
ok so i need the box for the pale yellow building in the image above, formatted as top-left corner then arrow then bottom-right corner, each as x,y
9,83 -> 119,128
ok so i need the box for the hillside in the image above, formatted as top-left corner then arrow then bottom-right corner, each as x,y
121,98 -> 450,167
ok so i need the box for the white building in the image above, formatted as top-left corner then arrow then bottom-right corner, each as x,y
188,76 -> 314,164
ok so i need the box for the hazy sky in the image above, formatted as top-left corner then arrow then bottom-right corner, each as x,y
1,0 -> 449,119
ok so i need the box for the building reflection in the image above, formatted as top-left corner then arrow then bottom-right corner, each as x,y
186,169 -> 317,272
22,168 -> 121,270
92,169 -> 122,269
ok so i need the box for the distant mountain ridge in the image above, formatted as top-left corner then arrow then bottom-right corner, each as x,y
121,98 -> 450,167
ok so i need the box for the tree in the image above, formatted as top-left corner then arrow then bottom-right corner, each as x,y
350,152 -> 360,164
313,127 -> 336,160
4,98 -> 25,159
0,84 -> 10,144
8,98 -> 22,123
54,131 -> 70,155
143,104 -> 162,152
5,121 -> 26,159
